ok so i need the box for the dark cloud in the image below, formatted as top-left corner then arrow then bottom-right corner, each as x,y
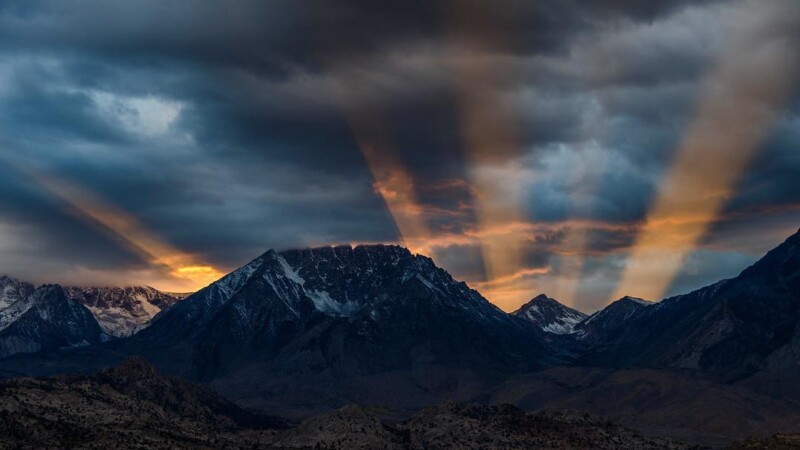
0,0 -> 797,310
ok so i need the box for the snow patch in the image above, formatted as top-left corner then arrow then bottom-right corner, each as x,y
276,255 -> 305,285
306,290 -> 362,317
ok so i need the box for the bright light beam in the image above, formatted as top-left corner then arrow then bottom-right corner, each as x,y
443,0 -> 527,310
328,64 -> 434,256
612,1 -> 800,302
7,158 -> 224,291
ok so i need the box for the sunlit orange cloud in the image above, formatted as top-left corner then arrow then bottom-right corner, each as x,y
314,25 -> 446,262
612,1 -> 800,302
20,167 -> 224,292
360,144 -> 433,255
472,266 -> 552,312
443,0 -> 526,287
327,62 -> 435,255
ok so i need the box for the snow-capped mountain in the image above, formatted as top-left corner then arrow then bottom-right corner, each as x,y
0,285 -> 104,358
125,245 -> 560,410
0,276 -> 34,311
512,294 -> 587,334
65,286 -> 182,338
0,276 -> 36,331
3,230 -> 800,416
0,277 -> 186,355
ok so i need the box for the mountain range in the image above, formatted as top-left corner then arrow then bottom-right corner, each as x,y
1,229 -> 800,445
0,279 -> 184,358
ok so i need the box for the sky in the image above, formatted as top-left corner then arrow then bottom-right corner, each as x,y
0,0 -> 799,312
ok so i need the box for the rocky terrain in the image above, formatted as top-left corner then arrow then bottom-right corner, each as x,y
0,358 -> 286,449
730,434 -> 800,449
0,359 -> 692,449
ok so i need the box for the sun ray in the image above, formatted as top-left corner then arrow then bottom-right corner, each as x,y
8,159 -> 224,292
443,0 -> 526,299
611,2 -> 800,302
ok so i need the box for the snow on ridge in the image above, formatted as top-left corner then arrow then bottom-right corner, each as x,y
306,290 -> 362,317
276,254 -> 305,285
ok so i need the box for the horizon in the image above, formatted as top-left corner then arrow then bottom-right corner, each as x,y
1,0 -> 799,313
2,227 -> 798,315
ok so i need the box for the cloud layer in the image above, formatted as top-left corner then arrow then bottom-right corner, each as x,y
0,0 -> 798,310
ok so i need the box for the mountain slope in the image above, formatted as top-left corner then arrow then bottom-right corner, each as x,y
65,286 -> 181,338
512,294 -> 588,334
572,296 -> 654,342
122,244 -> 560,413
577,229 -> 800,380
0,285 -> 105,358
0,276 -> 35,331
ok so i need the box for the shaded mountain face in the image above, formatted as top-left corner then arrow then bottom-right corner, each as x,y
0,285 -> 104,358
575,229 -> 800,380
572,296 -> 653,341
124,245 -> 559,411
490,366 -> 800,447
65,286 -> 181,338
512,294 -> 588,334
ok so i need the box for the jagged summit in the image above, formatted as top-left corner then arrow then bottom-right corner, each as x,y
65,285 -> 181,338
0,279 -> 184,357
123,242 -> 559,410
512,294 -> 588,335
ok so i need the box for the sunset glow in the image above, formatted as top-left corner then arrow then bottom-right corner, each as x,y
30,172 -> 224,292
612,3 -> 800,302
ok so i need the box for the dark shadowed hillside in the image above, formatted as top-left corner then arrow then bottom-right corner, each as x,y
0,360 -> 693,449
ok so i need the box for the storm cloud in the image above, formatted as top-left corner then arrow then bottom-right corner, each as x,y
0,0 -> 797,311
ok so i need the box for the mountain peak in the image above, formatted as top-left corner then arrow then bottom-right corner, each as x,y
616,296 -> 653,306
128,241 -> 556,390
64,285 -> 182,338
574,295 -> 655,340
513,294 -> 588,335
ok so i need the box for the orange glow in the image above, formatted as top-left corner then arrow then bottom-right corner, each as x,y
549,231 -> 589,309
612,6 -> 799,302
28,172 -> 224,291
359,144 -> 432,255
331,67 -> 434,255
472,267 -> 551,312
444,0 -> 526,285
